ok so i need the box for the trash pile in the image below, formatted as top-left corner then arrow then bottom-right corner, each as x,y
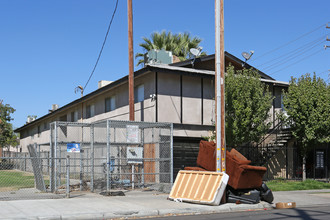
183,140 -> 274,204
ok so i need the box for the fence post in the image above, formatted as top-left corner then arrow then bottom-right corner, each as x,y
106,120 -> 110,192
313,146 -> 316,180
80,125 -> 84,191
266,145 -> 269,180
47,151 -> 50,175
286,144 -> 288,179
326,143 -> 329,183
24,153 -> 27,171
66,155 -> 70,198
91,124 -> 94,192
132,164 -> 135,189
54,121 -> 58,192
80,151 -> 83,191
141,127 -> 144,187
170,123 -> 174,185
50,122 -> 56,193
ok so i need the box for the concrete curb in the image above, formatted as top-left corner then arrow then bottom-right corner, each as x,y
6,189 -> 330,220
14,203 -> 274,220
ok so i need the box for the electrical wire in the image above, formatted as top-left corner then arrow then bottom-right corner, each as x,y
83,0 -> 119,91
257,35 -> 326,68
318,69 -> 330,75
318,70 -> 330,83
268,48 -> 324,76
262,40 -> 325,72
251,23 -> 326,61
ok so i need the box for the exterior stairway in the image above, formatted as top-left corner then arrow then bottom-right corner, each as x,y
235,121 -> 293,167
259,128 -> 292,165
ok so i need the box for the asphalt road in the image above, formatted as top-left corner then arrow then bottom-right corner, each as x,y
142,205 -> 330,220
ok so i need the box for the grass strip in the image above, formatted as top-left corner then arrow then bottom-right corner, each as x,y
266,179 -> 330,191
0,170 -> 50,191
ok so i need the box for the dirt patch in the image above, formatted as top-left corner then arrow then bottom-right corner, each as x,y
0,187 -> 18,192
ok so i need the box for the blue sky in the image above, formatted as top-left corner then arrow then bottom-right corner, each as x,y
0,0 -> 329,129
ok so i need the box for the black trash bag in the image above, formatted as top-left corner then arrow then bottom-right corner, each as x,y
227,187 -> 261,204
259,182 -> 274,203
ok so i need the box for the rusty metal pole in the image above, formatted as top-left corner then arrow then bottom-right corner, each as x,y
215,0 -> 226,173
128,0 -> 134,121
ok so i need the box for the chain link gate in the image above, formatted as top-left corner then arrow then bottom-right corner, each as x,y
50,120 -> 173,194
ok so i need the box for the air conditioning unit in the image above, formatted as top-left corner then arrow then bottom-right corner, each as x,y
144,49 -> 173,65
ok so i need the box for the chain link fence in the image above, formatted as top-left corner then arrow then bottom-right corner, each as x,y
0,120 -> 173,201
50,120 -> 173,195
0,149 -> 64,201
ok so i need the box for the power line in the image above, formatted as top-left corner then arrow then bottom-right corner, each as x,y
83,0 -> 119,91
257,35 -> 326,68
251,23 -> 326,61
268,48 -> 324,76
262,40 -> 324,72
318,69 -> 330,75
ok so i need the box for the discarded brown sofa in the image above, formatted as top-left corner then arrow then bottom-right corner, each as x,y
184,140 -> 217,172
226,148 -> 267,189
184,140 -> 267,190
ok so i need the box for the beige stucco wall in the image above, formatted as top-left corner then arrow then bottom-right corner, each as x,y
203,78 -> 215,125
157,72 -> 214,127
157,73 -> 181,123
182,75 -> 202,124
18,69 -> 286,152
19,72 -> 157,152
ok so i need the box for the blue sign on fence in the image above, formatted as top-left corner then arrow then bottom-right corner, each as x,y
67,143 -> 80,152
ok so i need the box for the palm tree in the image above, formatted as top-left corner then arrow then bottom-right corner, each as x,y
135,31 -> 206,66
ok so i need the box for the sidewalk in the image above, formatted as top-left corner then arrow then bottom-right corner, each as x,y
1,189 -> 330,220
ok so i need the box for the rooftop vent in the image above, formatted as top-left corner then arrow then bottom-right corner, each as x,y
49,104 -> 59,113
26,115 -> 37,123
98,80 -> 113,89
52,104 -> 59,111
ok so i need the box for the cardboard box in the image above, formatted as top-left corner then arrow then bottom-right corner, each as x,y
276,202 -> 296,209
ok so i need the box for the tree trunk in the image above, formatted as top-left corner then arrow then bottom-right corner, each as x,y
302,156 -> 306,181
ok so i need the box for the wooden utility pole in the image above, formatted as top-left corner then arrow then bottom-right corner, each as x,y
215,0 -> 226,173
128,0 -> 134,121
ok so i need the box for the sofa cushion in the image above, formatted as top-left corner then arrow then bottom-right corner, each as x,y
196,140 -> 216,171
233,155 -> 251,165
229,148 -> 251,165
230,148 -> 248,161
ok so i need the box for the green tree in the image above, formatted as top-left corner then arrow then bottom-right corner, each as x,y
0,100 -> 18,152
225,66 -> 274,147
135,31 -> 206,66
283,73 -> 330,181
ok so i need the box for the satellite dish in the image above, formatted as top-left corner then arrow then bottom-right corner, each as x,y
241,50 -> 254,67
190,48 -> 201,57
190,47 -> 203,68
242,52 -> 251,60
